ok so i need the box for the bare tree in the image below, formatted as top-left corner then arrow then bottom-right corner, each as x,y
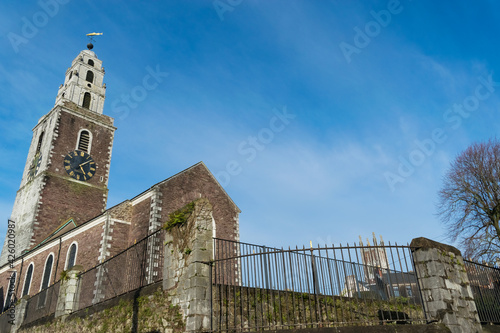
437,139 -> 500,264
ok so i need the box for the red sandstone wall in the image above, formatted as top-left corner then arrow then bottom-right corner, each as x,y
0,163 -> 240,309
129,199 -> 151,245
108,202 -> 133,257
33,107 -> 114,247
158,164 -> 239,242
34,175 -> 106,245
48,108 -> 114,186
0,220 -> 104,304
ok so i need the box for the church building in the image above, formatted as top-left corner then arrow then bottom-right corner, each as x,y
0,44 -> 240,310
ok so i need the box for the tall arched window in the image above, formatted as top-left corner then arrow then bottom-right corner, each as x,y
4,272 -> 16,311
85,70 -> 94,83
38,254 -> 53,307
66,243 -> 77,270
68,71 -> 73,81
41,254 -> 53,291
82,92 -> 91,109
22,264 -> 34,297
77,130 -> 91,152
88,59 -> 94,66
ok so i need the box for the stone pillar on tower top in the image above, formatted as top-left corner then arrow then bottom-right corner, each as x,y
55,49 -> 106,114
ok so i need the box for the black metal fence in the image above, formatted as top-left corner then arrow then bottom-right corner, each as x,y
212,238 -> 425,331
76,228 -> 164,311
465,260 -> 500,324
23,280 -> 60,326
9,227 -> 500,331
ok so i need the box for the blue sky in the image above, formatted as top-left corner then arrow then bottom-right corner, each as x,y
1,0 -> 499,250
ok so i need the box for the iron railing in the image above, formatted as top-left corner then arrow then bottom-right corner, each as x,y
11,228 -> 500,330
465,260 -> 500,323
75,228 -> 164,311
212,238 -> 425,331
23,280 -> 60,326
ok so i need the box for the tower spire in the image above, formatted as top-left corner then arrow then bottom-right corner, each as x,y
54,41 -> 106,114
0,45 -> 115,265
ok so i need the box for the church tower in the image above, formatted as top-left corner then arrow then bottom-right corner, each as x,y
0,44 -> 115,265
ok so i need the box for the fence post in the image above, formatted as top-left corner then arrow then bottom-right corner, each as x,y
310,247 -> 321,325
410,237 -> 482,333
55,265 -> 83,320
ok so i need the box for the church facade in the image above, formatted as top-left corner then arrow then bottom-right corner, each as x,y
0,46 -> 240,310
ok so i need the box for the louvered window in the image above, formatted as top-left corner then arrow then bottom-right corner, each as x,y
36,131 -> 44,153
82,92 -> 91,109
78,130 -> 90,152
85,70 -> 94,83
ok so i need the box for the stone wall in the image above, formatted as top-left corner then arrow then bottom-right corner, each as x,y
0,107 -> 60,266
18,283 -> 184,333
411,237 -> 482,333
163,198 -> 214,332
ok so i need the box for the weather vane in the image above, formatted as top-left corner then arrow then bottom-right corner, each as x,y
86,32 -> 103,50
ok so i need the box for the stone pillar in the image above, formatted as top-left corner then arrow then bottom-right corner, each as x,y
410,237 -> 482,333
55,265 -> 83,319
163,199 -> 214,332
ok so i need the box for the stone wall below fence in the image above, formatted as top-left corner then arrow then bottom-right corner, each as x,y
483,326 -> 500,333
18,282 -> 184,333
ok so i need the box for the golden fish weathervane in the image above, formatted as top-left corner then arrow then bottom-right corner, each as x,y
86,32 -> 103,50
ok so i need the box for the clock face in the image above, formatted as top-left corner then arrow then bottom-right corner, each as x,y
64,150 -> 96,181
28,153 -> 42,181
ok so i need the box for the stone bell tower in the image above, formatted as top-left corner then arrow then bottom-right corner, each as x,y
0,43 -> 116,265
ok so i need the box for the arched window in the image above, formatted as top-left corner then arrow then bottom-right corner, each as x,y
36,131 -> 44,154
82,92 -> 91,109
85,70 -> 94,83
88,59 -> 94,66
4,272 -> 16,311
22,264 -> 34,297
68,71 -> 73,81
66,243 -> 77,270
41,254 -> 53,291
38,254 -> 53,307
77,130 -> 91,152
